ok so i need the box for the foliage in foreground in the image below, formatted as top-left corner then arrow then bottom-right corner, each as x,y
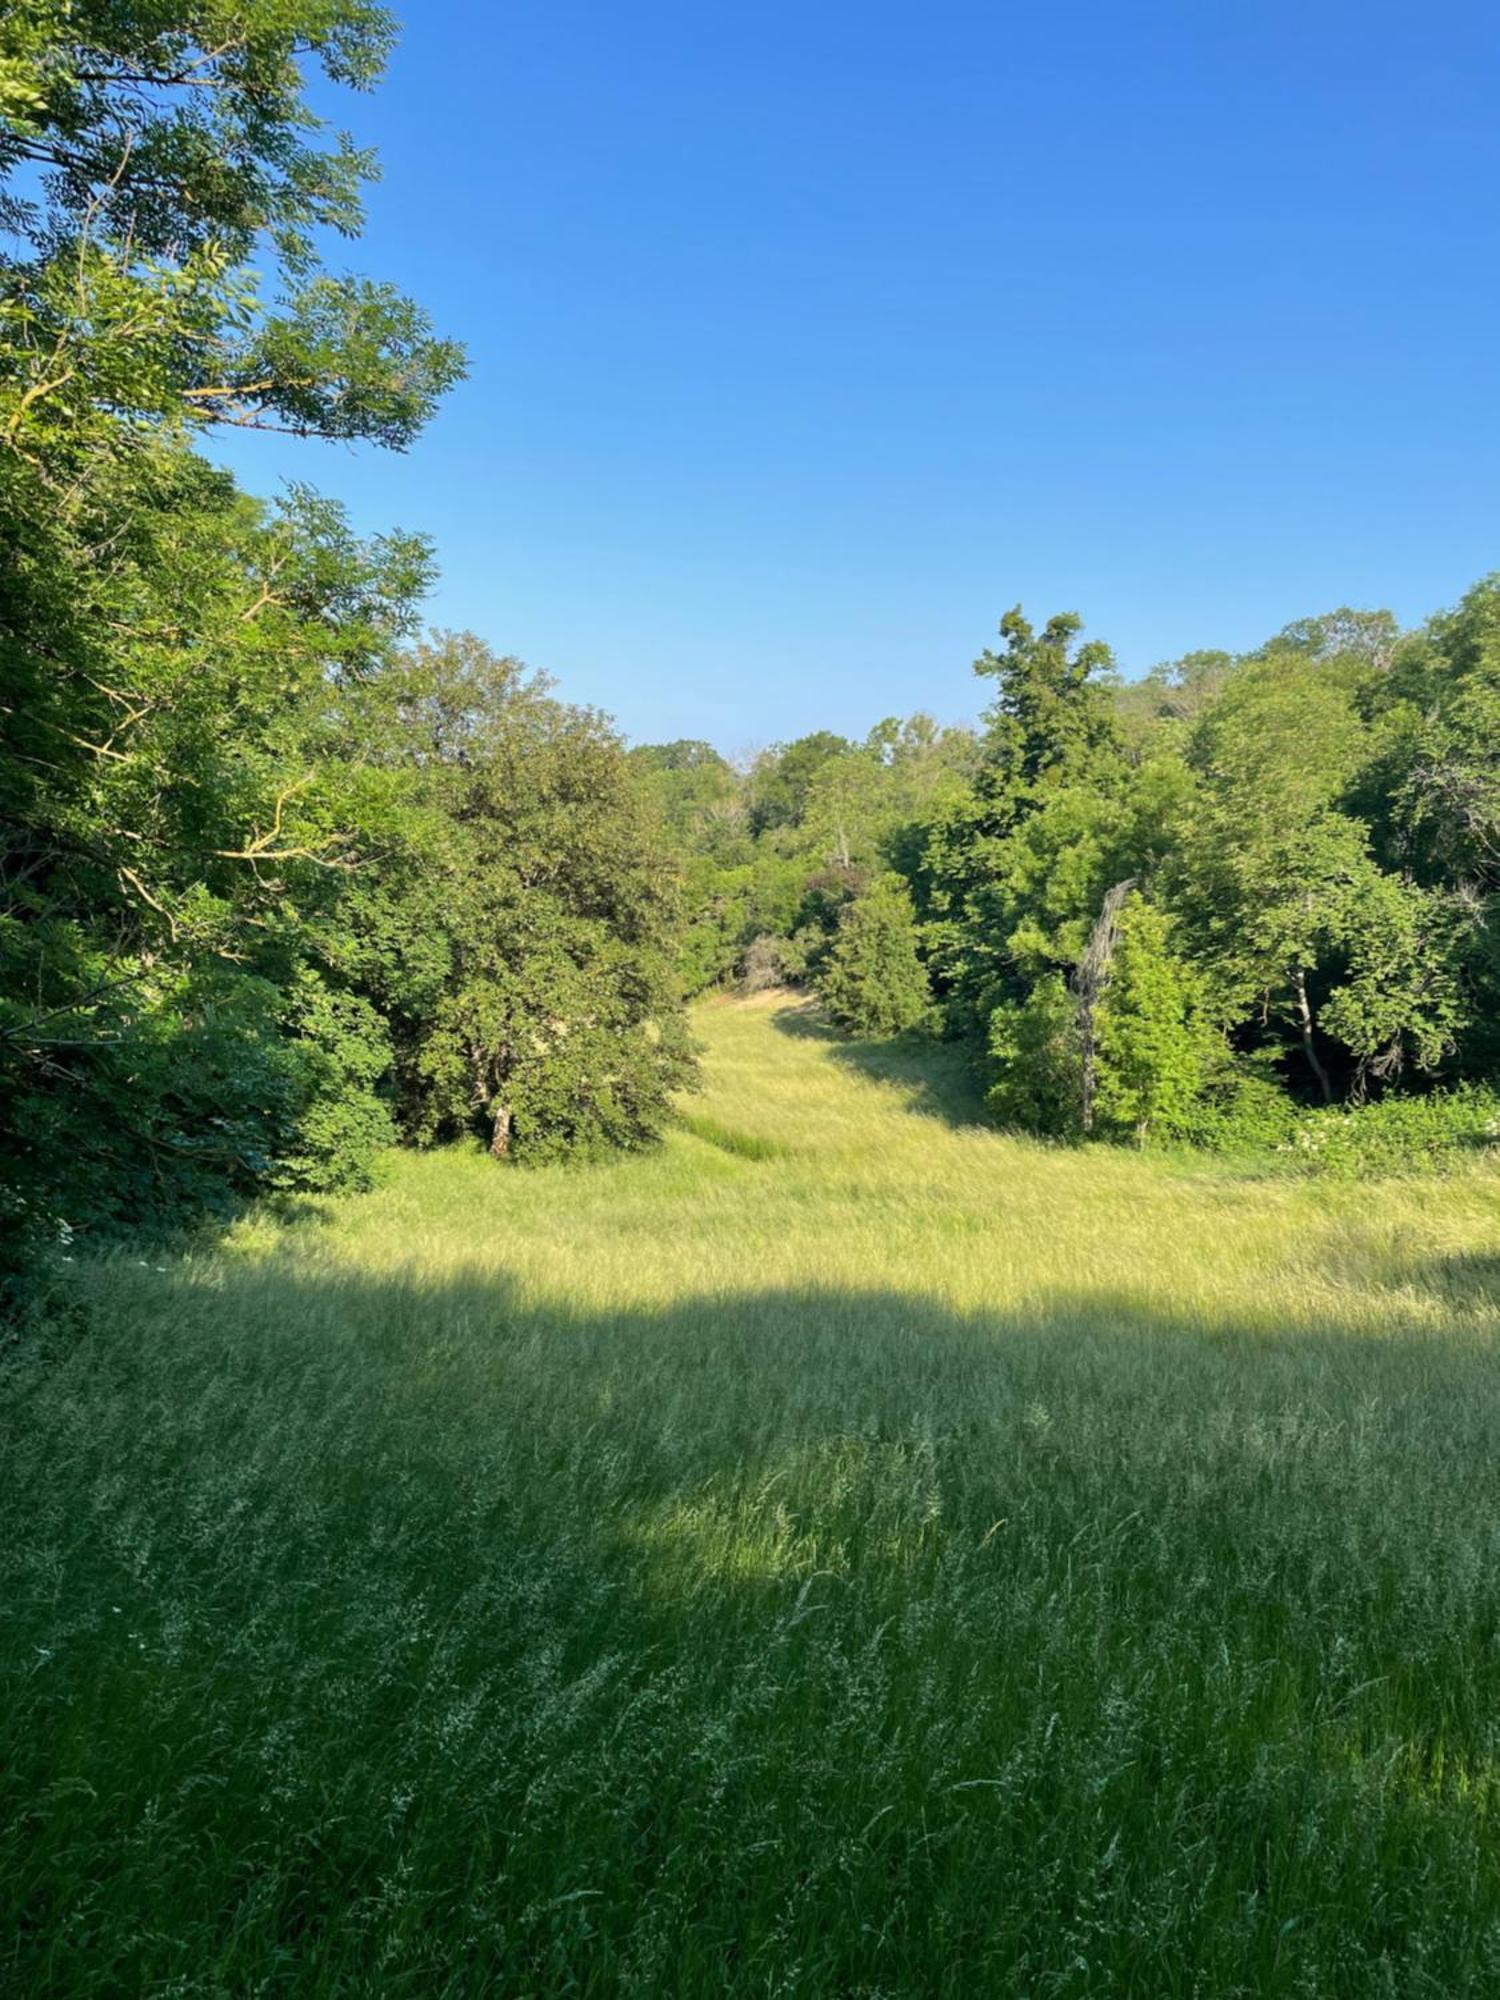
0,4 -> 689,1303
6,998 -> 1500,1996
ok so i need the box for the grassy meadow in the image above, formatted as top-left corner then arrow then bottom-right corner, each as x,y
8,991 -> 1500,1996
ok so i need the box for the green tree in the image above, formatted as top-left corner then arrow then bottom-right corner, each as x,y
1114,649 -> 1235,744
0,2 -> 462,457
973,607 -> 1122,805
800,747 -> 887,871
630,741 -> 743,848
746,732 -> 853,836
984,895 -> 1223,1143
1390,577 -> 1500,888
0,454 -> 432,1289
923,608 -> 1126,1032
817,874 -> 935,1039
0,2 -> 466,1296
1320,875 -> 1472,1096
1176,648 -> 1376,1100
1094,897 -> 1223,1141
352,634 -> 695,1162
985,975 -> 1081,1135
1270,606 -> 1400,676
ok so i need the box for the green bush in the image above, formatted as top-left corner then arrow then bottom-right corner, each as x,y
1093,895 -> 1225,1142
1281,1085 -> 1500,1178
817,874 -> 935,1039
985,974 -> 1081,1135
1173,1070 -> 1304,1155
274,976 -> 397,1195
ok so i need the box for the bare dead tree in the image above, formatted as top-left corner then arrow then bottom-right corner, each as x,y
1290,965 -> 1333,1104
1071,878 -> 1135,1133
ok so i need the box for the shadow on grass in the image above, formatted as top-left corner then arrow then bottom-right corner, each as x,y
770,997 -> 992,1129
1413,1249 -> 1500,1310
9,1257 -> 1500,1995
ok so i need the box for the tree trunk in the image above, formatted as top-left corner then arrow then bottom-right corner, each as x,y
1291,967 -> 1333,1104
489,1102 -> 513,1157
1072,878 -> 1135,1133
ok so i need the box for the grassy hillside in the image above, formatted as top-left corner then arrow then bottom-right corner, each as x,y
7,992 -> 1500,1995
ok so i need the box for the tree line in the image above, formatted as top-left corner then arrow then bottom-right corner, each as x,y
0,4 -> 690,1303
5,5 -> 1497,1308
636,587 -> 1500,1155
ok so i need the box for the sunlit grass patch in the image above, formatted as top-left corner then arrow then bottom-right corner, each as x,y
675,1109 -> 794,1161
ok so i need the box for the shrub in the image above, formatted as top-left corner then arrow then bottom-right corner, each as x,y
274,976 -> 397,1195
1282,1085 -> 1500,1178
1168,1069 -> 1302,1154
1093,896 -> 1225,1142
986,975 -> 1081,1135
817,875 -> 935,1038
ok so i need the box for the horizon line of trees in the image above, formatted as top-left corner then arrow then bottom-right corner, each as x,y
634,581 -> 1500,1150
6,4 -> 1498,1314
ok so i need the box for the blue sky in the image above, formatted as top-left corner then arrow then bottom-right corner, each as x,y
216,1 -> 1500,748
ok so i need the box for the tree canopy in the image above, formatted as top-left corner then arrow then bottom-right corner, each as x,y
644,578 -> 1500,1164
0,2 -> 689,1305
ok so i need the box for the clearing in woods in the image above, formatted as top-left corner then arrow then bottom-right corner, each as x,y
7,991 -> 1500,1995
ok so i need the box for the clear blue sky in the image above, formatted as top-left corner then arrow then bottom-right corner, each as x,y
216,0 -> 1500,748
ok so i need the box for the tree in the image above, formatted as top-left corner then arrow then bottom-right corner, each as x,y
1320,875 -> 1472,1096
1270,607 -> 1400,675
0,5 -> 472,1298
1094,897 -> 1223,1141
0,453 -> 433,1292
1175,647 -> 1377,1100
1389,577 -> 1500,889
923,608 -> 1127,1033
630,741 -> 742,846
985,975 -> 1081,1135
982,895 -> 1223,1143
800,748 -> 887,871
746,732 -> 852,836
1115,650 -> 1235,741
817,874 -> 935,1039
0,3 -> 462,456
1070,878 -> 1134,1134
353,635 -> 695,1163
973,607 -> 1122,805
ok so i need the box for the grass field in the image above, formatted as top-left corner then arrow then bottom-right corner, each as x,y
8,992 -> 1500,1995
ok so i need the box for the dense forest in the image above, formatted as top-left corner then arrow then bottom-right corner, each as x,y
4,3 -> 1500,1312
634,585 -> 1500,1162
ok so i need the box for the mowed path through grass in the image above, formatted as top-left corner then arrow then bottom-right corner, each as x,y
7,992 -> 1500,1995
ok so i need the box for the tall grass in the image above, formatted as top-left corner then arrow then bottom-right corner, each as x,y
6,991 -> 1500,1995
